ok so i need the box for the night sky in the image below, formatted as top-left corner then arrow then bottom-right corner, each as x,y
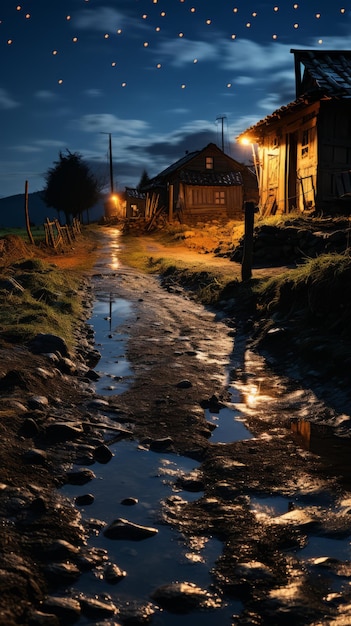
1,1 -> 350,197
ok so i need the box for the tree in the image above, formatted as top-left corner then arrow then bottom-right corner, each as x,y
137,169 -> 150,192
42,150 -> 100,224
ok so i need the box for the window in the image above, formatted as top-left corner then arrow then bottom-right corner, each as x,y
301,129 -> 309,157
215,190 -> 225,205
206,156 -> 213,169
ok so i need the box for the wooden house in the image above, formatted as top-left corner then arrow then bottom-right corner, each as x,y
237,50 -> 351,216
125,187 -> 146,218
143,143 -> 258,224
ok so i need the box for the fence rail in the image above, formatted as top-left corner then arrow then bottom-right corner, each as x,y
44,217 -> 81,250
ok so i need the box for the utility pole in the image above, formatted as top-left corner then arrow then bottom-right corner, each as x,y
216,114 -> 227,152
100,132 -> 114,194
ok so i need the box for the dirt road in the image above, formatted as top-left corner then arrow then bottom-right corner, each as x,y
1,227 -> 351,625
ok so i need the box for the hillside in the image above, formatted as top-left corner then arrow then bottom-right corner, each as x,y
0,191 -> 105,228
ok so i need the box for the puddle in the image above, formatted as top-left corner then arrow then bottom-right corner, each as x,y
89,292 -> 133,395
62,440 -> 240,624
291,419 -> 351,484
206,406 -> 253,443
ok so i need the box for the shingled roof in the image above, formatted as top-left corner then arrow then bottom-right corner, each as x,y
179,170 -> 242,186
237,49 -> 351,142
294,49 -> 351,98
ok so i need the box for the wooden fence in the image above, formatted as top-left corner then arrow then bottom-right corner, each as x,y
44,217 -> 81,250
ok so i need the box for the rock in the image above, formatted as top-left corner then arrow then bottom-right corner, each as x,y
175,473 -> 204,492
22,449 -> 47,465
40,597 -> 81,623
75,493 -> 95,506
28,396 -> 49,410
44,562 -> 80,585
149,436 -> 174,451
27,609 -> 60,625
118,601 -> 155,624
45,422 -> 84,442
19,417 -> 40,437
93,444 -> 113,464
28,333 -> 70,357
176,379 -> 192,389
78,595 -> 118,619
65,468 -> 95,485
86,398 -> 110,409
103,518 -> 158,541
56,357 -> 77,375
150,581 -> 221,613
46,539 -> 79,560
120,497 -> 138,506
85,369 -> 100,381
104,562 -> 127,584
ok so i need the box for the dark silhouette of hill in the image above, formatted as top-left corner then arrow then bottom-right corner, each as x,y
0,191 -> 104,228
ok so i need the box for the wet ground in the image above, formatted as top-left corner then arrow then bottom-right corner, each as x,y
58,228 -> 351,625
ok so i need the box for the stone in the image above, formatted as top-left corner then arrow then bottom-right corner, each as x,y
75,493 -> 95,506
20,417 -> 40,437
78,595 -> 118,619
103,518 -> 158,541
27,609 -> 60,625
104,562 -> 127,584
46,539 -> 79,560
65,468 -> 95,485
22,449 -> 47,465
40,597 -> 81,622
45,422 -> 84,442
93,444 -> 113,464
176,379 -> 192,389
120,497 -> 138,506
149,437 -> 174,451
150,581 -> 221,613
28,333 -> 70,357
28,396 -> 49,410
44,562 -> 80,585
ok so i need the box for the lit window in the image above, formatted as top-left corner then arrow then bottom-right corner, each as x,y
215,191 -> 225,205
206,156 -> 213,169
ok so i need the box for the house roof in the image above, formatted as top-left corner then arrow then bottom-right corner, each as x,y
125,187 -> 146,199
237,49 -> 351,142
179,170 -> 242,186
146,143 -> 244,188
294,49 -> 351,98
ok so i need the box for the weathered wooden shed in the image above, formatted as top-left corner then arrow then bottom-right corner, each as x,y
237,49 -> 351,216
125,187 -> 146,218
143,143 -> 258,223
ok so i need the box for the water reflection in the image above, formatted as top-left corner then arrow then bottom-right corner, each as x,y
291,419 -> 351,484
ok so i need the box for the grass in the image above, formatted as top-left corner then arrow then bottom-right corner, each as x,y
254,252 -> 351,338
0,254 -> 85,348
0,226 -> 46,244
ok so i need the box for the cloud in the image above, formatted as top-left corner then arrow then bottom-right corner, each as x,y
0,88 -> 20,110
76,113 -> 150,136
84,89 -> 103,98
34,91 -> 57,101
11,139 -> 66,154
156,39 -> 219,67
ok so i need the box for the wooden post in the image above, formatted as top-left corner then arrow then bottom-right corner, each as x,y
168,184 -> 174,222
24,180 -> 35,245
241,201 -> 255,282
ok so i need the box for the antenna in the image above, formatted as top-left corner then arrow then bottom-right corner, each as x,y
216,114 -> 227,152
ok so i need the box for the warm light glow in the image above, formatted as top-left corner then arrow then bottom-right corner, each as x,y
241,137 -> 251,145
246,385 -> 259,408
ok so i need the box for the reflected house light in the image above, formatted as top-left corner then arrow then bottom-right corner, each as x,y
246,384 -> 259,408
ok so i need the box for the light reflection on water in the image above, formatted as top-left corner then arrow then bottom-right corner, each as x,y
62,440 -> 240,624
89,292 -> 133,395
